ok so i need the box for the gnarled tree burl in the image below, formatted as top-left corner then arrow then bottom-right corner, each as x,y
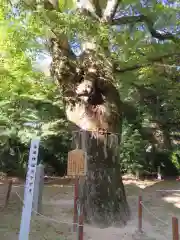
50,39 -> 130,226
47,0 -> 131,227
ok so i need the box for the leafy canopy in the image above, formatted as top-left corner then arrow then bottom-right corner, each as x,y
0,0 -> 180,175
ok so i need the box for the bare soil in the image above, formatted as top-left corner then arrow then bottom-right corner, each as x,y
0,176 -> 180,240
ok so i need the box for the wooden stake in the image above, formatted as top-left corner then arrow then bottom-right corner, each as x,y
73,177 -> 79,232
78,205 -> 84,240
172,217 -> 179,240
138,196 -> 142,232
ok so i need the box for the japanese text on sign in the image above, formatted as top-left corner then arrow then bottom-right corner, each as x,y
67,149 -> 86,176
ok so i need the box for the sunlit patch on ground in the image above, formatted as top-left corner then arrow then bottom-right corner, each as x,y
163,193 -> 180,208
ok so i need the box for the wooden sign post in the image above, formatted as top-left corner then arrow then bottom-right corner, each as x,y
67,149 -> 87,238
67,149 -> 87,177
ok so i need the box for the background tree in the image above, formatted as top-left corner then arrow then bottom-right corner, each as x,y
0,5 -> 70,175
0,0 -> 180,227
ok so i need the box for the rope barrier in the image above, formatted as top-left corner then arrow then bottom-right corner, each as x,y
156,190 -> 180,192
5,182 -> 179,240
15,191 -> 84,227
0,177 -> 72,188
140,200 -> 169,226
12,184 -> 24,188
16,190 -> 172,239
72,129 -> 120,135
44,178 -> 66,185
12,178 -> 73,189
10,176 -> 74,188
138,196 -> 178,240
16,192 -> 174,240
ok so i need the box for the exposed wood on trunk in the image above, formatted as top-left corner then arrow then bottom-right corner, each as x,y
49,29 -> 130,226
64,47 -> 129,225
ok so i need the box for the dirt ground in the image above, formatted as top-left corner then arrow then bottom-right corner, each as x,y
0,177 -> 180,240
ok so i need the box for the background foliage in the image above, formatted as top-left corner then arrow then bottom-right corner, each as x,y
0,0 -> 179,177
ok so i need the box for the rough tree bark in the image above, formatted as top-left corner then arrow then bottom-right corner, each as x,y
46,0 -> 131,227
49,38 -> 130,227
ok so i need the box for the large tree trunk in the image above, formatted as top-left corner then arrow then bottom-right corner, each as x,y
73,130 -> 130,226
47,0 -> 130,227
50,40 -> 130,226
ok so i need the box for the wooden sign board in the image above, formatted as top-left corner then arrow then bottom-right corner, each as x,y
67,149 -> 86,176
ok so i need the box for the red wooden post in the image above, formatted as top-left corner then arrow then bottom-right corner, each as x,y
78,206 -> 84,240
172,217 -> 179,240
73,177 -> 79,232
138,195 -> 142,232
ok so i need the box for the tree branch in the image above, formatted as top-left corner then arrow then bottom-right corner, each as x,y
114,52 -> 180,73
112,15 -> 179,43
103,0 -> 121,21
92,0 -> 102,17
49,38 -> 77,94
41,1 -> 76,59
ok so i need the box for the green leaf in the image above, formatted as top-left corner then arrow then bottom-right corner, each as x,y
58,0 -> 76,11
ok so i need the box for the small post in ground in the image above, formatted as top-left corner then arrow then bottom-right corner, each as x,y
73,177 -> 79,232
78,203 -> 84,240
172,217 -> 179,240
138,195 -> 142,232
33,163 -> 44,214
4,179 -> 13,208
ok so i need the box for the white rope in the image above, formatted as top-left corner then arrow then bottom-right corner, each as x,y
12,181 -> 74,201
44,179 -> 65,185
15,192 -> 84,227
72,129 -> 120,135
156,190 -> 180,192
12,177 -> 74,188
140,201 -> 172,240
140,201 -> 169,226
12,179 -> 71,189
44,177 -> 75,186
49,187 -> 74,200
12,185 -> 24,188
